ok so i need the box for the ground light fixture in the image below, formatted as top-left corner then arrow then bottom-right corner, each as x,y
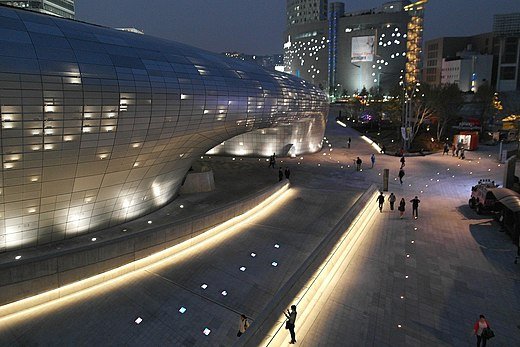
179,307 -> 187,314
135,317 -> 143,324
203,328 -> 211,336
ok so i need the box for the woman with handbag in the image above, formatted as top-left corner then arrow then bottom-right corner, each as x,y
398,198 -> 406,219
473,314 -> 492,347
284,305 -> 297,344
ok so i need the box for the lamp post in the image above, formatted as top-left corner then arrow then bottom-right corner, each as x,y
351,62 -> 362,93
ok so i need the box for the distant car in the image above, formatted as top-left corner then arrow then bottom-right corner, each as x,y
469,179 -> 499,214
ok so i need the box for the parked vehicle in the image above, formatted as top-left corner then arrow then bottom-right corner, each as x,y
469,179 -> 499,214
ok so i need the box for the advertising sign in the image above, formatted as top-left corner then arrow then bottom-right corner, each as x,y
351,36 -> 375,62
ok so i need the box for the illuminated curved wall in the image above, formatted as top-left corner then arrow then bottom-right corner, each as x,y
0,6 -> 328,251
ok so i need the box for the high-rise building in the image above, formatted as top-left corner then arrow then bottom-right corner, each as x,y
0,0 -> 74,18
284,1 -> 418,97
422,34 -> 496,86
287,0 -> 328,28
494,13 -> 520,91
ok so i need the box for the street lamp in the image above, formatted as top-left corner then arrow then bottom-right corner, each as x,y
351,62 -> 362,93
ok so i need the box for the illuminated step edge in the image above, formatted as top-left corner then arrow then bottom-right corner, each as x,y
237,185 -> 379,347
0,182 -> 291,320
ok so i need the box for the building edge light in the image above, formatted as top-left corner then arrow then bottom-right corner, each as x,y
0,182 -> 292,321
260,190 -> 379,346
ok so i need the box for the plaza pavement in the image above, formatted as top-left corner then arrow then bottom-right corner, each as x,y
0,115 -> 519,346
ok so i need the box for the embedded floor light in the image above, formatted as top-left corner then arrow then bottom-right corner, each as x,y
239,267 -> 246,272
397,324 -> 402,328
405,275 -> 409,279
271,261 -> 278,267
203,328 -> 211,336
221,291 -> 227,296
406,254 -> 410,258
180,205 -> 184,208
250,252 -> 256,257
400,295 -> 404,299
147,220 -> 152,224
135,317 -> 143,324
201,284 -> 208,290
91,238 -> 97,242
274,244 -> 280,248
179,307 -> 187,314
14,255 -> 21,260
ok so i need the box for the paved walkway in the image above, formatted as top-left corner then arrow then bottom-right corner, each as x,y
1,115 -> 519,346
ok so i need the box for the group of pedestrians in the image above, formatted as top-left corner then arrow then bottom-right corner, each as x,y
377,192 -> 420,219
278,167 -> 291,181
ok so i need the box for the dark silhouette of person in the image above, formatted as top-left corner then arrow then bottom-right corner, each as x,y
284,167 -> 291,179
389,193 -> 396,210
400,155 -> 405,168
278,168 -> 283,182
410,196 -> 420,219
398,198 -> 406,219
377,192 -> 385,212
398,168 -> 405,185
356,157 -> 362,171
284,305 -> 297,344
347,137 -> 351,148
268,153 -> 276,168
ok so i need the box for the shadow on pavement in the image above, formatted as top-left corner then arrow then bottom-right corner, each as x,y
455,204 -> 495,221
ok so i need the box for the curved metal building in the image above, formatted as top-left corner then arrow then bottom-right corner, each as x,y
0,5 -> 328,251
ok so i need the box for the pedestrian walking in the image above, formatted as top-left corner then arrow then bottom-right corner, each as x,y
398,198 -> 406,218
371,154 -> 376,168
473,314 -> 493,347
398,168 -> 405,185
451,144 -> 456,156
284,167 -> 291,179
377,192 -> 385,212
237,314 -> 249,337
443,142 -> 449,155
400,155 -> 405,168
460,147 -> 465,160
356,157 -> 362,171
389,193 -> 396,210
268,154 -> 276,168
347,137 -> 351,148
410,196 -> 420,219
284,305 -> 297,344
278,167 -> 283,182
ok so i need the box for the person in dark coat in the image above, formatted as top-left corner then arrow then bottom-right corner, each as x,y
371,154 -> 376,168
410,196 -> 420,219
356,157 -> 362,171
284,305 -> 297,344
377,192 -> 385,212
398,168 -> 405,185
398,198 -> 406,219
278,168 -> 283,181
389,193 -> 396,211
400,155 -> 405,168
284,167 -> 291,179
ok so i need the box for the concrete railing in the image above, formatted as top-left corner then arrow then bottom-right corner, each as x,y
235,184 -> 379,347
0,180 -> 290,315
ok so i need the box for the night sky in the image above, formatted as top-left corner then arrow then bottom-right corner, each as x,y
75,0 -> 520,55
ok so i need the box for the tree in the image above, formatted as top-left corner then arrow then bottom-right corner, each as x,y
408,84 -> 463,145
475,83 -> 495,129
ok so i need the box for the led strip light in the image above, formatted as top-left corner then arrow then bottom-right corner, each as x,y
261,191 -> 379,346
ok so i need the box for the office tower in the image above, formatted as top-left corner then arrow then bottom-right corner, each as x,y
0,0 -> 74,18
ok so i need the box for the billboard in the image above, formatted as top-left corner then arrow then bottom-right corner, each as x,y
351,36 -> 375,62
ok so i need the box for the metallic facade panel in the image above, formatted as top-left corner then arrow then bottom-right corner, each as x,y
0,6 -> 328,252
